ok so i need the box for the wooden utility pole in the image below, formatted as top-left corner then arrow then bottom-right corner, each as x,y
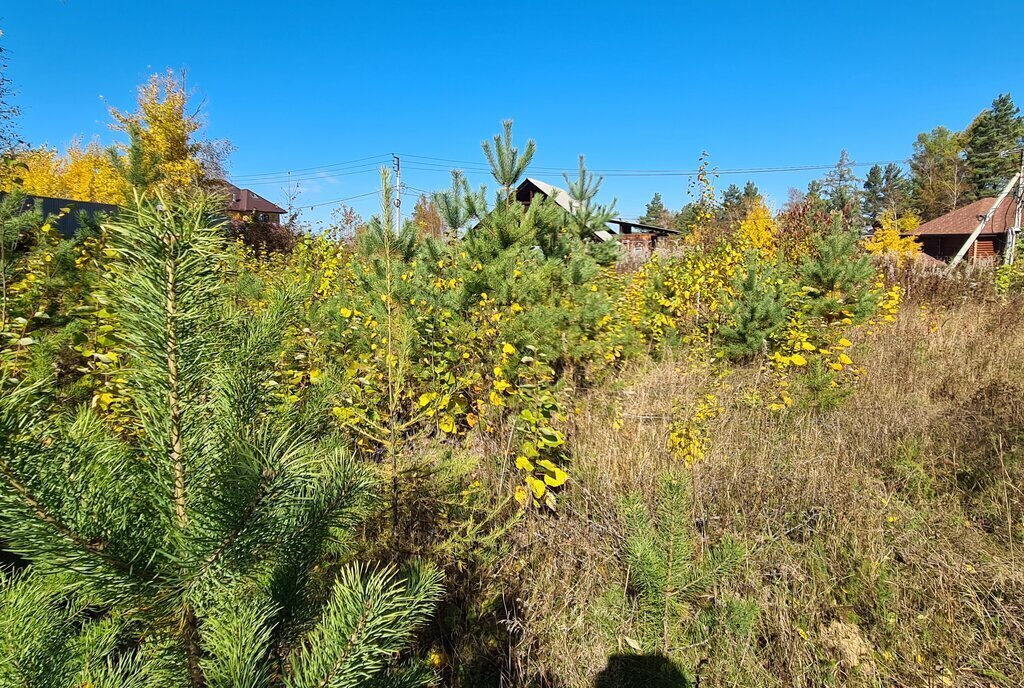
1005,150 -> 1024,266
947,164 -> 1022,271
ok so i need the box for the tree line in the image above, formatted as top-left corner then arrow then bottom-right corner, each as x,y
637,92 -> 1024,232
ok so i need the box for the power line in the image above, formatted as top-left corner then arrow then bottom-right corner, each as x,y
398,153 -> 909,176
240,165 -> 383,187
230,153 -> 391,181
243,146 -> 1024,211
304,189 -> 380,209
230,146 -> 1024,185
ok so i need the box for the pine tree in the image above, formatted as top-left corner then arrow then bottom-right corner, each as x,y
799,219 -> 880,322
720,184 -> 744,224
639,192 -> 668,226
563,155 -> 617,240
432,170 -> 485,239
481,120 -> 535,206
965,93 -> 1024,198
672,203 -> 696,232
620,472 -> 748,657
741,181 -> 760,206
862,164 -> 885,225
717,252 -> 791,360
881,163 -> 910,216
0,190 -> 442,686
108,121 -> 164,198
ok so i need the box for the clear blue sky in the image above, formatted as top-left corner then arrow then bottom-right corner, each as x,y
2,1 -> 1022,227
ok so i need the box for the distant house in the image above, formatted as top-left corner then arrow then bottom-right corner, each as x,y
0,193 -> 119,238
909,197 -> 1017,263
515,178 -> 580,215
607,218 -> 681,253
514,178 -> 678,249
217,182 -> 286,224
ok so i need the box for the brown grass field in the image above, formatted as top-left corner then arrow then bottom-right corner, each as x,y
403,275 -> 1024,687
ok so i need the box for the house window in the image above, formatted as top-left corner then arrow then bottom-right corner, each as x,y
258,213 -> 269,222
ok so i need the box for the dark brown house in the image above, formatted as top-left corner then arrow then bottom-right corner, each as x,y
909,197 -> 1016,263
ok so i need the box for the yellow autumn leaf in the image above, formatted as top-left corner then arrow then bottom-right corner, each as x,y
438,415 -> 456,433
526,476 -> 546,499
502,342 -> 516,355
800,341 -> 815,351
838,338 -> 852,347
515,456 -> 534,471
514,485 -> 528,507
838,353 -> 853,365
340,307 -> 353,318
536,459 -> 557,472
544,467 -> 567,487
790,353 -> 807,366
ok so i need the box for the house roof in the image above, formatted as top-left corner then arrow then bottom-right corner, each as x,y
608,218 -> 680,235
217,181 -> 286,215
910,197 -> 1017,236
517,178 -> 579,214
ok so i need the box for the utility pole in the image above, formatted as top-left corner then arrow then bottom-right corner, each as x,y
392,154 -> 401,235
1006,150 -> 1024,266
947,160 -> 1022,271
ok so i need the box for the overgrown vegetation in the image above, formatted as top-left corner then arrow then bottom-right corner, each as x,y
1,71 -> 1022,688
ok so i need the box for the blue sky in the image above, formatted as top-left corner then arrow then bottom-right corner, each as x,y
2,1 -> 1022,227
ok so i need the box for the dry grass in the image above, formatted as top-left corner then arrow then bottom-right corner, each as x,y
497,291 -> 1024,687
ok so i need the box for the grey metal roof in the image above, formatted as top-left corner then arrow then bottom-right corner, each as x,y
519,178 -> 580,214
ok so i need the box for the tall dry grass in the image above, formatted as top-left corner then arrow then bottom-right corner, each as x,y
498,290 -> 1024,687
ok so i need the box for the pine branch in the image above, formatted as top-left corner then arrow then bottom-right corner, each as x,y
284,563 -> 442,688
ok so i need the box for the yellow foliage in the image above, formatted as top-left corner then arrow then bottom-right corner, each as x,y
109,70 -> 219,193
2,141 -> 126,204
1,72 -> 222,202
737,199 -> 778,256
863,211 -> 922,265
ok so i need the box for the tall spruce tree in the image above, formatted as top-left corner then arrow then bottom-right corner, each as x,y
0,191 -> 442,687
821,150 -> 862,226
964,93 -> 1024,198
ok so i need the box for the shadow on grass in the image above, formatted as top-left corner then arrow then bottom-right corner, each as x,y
593,653 -> 691,687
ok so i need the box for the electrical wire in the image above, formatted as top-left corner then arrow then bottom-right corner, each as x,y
240,165 -> 384,186
304,189 -> 380,209
230,153 -> 391,181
